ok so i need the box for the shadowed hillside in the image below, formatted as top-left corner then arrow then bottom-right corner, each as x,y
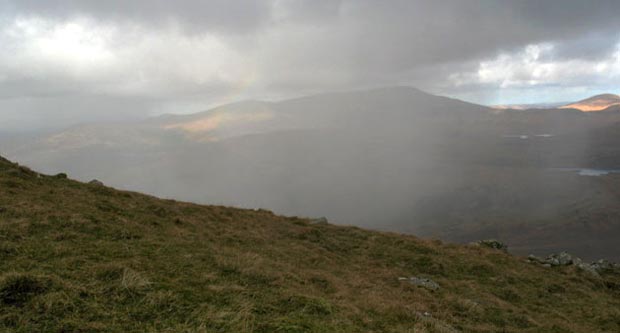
1,156 -> 620,332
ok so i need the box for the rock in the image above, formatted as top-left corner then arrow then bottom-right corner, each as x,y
559,252 -> 573,265
415,311 -> 460,333
476,239 -> 508,252
527,255 -> 544,263
88,179 -> 104,186
556,252 -> 573,265
531,251 -> 618,276
310,217 -> 329,225
544,252 -> 574,266
407,277 -> 440,291
591,259 -> 614,273
576,263 -> 600,277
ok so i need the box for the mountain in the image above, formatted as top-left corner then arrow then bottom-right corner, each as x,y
1,155 -> 619,332
5,87 -> 495,228
560,93 -> 620,112
25,87 -> 488,148
6,86 -> 620,261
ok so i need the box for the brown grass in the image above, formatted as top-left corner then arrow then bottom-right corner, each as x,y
0,156 -> 619,332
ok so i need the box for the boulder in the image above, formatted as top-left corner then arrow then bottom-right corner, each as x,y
527,255 -> 544,264
546,257 -> 561,266
576,263 -> 600,277
591,259 -> 614,273
543,252 -> 576,266
546,252 -> 574,266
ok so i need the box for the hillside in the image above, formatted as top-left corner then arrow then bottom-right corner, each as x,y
7,87 -> 620,261
1,156 -> 620,332
560,94 -> 620,112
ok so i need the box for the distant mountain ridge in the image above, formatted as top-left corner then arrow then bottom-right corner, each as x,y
17,86 -> 491,149
560,93 -> 620,111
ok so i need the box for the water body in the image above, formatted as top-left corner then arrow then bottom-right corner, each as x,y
502,134 -> 554,139
502,134 -> 529,139
549,168 -> 620,176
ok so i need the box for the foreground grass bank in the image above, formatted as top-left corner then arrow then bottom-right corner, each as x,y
0,156 -> 619,332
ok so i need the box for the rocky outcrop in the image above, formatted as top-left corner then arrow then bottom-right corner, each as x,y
527,252 -> 620,276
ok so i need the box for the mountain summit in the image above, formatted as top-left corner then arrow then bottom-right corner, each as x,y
560,93 -> 620,111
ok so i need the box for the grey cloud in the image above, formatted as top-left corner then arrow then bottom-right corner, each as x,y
340,0 -> 620,70
1,0 -> 274,34
551,33 -> 620,61
2,0 -> 620,129
0,94 -> 155,131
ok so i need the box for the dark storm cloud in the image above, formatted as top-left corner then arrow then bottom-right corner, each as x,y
1,0 -> 620,130
4,0 -> 620,62
340,0 -> 620,72
551,33 -> 620,61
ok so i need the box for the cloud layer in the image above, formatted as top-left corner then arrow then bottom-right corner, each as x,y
2,0 -> 620,129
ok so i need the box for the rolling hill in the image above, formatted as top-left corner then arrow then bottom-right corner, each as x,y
560,94 -> 620,112
1,155 -> 620,332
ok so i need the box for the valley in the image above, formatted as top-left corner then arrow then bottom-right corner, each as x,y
5,87 -> 620,261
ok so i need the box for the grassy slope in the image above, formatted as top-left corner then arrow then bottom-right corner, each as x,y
0,156 -> 619,333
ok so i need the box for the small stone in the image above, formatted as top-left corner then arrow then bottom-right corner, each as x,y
408,277 -> 440,291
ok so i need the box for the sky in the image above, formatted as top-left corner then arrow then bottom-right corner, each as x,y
1,0 -> 620,130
